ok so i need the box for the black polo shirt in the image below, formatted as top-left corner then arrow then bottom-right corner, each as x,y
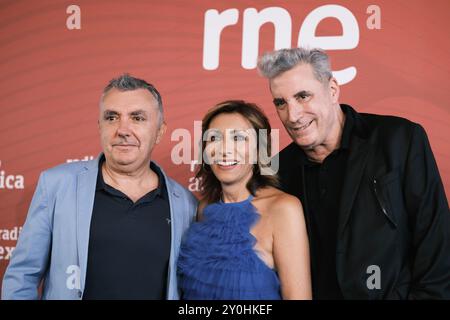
299,108 -> 353,299
83,156 -> 171,300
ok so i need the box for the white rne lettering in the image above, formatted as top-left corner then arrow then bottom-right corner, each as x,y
203,9 -> 239,70
242,7 -> 291,69
298,5 -> 359,85
66,265 -> 81,290
298,5 -> 359,51
203,5 -> 360,84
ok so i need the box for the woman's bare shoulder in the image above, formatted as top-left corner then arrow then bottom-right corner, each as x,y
256,189 -> 307,243
255,187 -> 303,219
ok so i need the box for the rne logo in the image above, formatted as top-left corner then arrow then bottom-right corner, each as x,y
203,4 -> 381,85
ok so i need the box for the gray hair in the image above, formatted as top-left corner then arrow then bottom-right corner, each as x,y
257,48 -> 332,84
102,73 -> 164,124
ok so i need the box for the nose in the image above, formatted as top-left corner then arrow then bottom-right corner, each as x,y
287,101 -> 303,123
216,135 -> 235,159
117,119 -> 131,138
222,137 -> 234,156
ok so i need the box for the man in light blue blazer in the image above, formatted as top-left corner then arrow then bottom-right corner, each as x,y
2,74 -> 197,299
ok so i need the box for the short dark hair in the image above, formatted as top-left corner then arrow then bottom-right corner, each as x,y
102,73 -> 164,123
197,100 -> 279,204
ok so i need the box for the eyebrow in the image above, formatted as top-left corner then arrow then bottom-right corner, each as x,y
205,129 -> 221,135
228,129 -> 249,134
103,109 -> 148,116
130,109 -> 148,116
103,110 -> 118,116
273,90 -> 312,105
294,90 -> 312,98
206,129 -> 248,134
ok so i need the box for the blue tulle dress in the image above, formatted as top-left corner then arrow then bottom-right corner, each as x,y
177,195 -> 281,300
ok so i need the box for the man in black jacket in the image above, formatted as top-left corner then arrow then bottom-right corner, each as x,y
257,47 -> 450,299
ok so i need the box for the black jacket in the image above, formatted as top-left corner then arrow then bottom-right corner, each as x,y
277,104 -> 450,299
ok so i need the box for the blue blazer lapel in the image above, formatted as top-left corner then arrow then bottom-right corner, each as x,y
156,162 -> 183,300
76,156 -> 100,291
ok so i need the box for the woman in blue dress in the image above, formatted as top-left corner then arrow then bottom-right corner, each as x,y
177,100 -> 311,300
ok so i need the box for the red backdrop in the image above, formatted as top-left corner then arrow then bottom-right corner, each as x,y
0,0 -> 449,291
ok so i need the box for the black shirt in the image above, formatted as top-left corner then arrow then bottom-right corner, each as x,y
83,157 -> 171,300
298,108 -> 353,299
